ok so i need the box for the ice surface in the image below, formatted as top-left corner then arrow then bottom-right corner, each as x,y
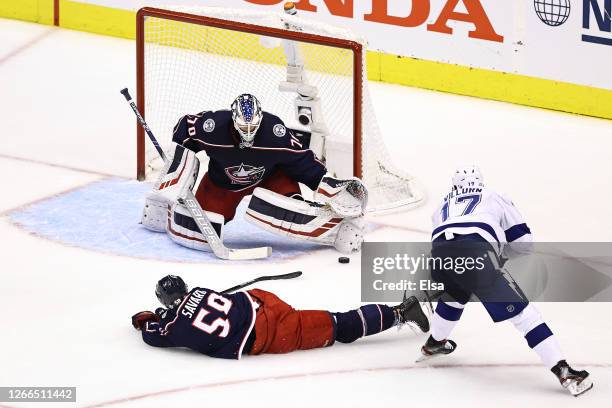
0,17 -> 610,408
8,178 -> 327,262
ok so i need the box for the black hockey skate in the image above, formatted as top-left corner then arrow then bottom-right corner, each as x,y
416,335 -> 457,362
551,360 -> 593,397
393,293 -> 430,333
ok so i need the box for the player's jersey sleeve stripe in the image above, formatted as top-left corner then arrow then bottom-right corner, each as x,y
144,322 -> 158,332
238,291 -> 258,360
431,222 -> 500,243
250,146 -> 315,154
162,295 -> 191,334
192,140 -> 234,148
504,223 -> 531,242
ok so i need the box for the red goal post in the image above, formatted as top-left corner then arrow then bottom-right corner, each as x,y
136,6 -> 362,181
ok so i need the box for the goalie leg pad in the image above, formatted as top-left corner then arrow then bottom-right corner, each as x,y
141,143 -> 200,232
142,195 -> 170,233
167,202 -> 224,252
245,187 -> 342,246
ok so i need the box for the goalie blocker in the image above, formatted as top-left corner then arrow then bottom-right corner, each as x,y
141,143 -> 367,254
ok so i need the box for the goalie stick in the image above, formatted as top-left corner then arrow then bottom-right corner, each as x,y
120,88 -> 272,260
221,271 -> 302,294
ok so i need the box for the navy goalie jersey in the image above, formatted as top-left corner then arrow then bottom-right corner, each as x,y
141,288 -> 256,360
171,110 -> 327,192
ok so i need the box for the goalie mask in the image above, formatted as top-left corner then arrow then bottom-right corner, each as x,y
231,94 -> 263,148
156,275 -> 188,309
452,165 -> 484,190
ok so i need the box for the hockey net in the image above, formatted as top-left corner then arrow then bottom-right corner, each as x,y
137,5 -> 424,213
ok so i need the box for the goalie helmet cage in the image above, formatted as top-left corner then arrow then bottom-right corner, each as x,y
136,6 -> 424,213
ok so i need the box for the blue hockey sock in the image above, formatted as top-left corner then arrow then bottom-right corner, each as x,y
333,304 -> 396,344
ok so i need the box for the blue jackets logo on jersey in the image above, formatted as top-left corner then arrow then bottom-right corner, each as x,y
203,119 -> 215,132
224,163 -> 266,185
273,124 -> 286,137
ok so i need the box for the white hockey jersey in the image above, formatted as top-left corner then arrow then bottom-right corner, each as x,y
431,187 -> 533,255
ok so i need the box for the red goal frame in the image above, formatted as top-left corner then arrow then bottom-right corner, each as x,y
135,7 -> 363,181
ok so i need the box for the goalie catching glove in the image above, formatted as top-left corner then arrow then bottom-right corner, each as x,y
314,175 -> 368,217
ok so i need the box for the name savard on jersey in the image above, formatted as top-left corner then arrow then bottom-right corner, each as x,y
171,109 -> 326,192
141,287 -> 256,359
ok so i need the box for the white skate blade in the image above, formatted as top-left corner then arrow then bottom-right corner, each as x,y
566,378 -> 594,397
415,352 -> 445,363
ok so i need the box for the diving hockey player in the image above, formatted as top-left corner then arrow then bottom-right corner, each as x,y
141,94 -> 367,254
131,275 -> 429,359
419,165 -> 593,397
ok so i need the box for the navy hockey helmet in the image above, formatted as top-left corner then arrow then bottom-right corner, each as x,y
231,94 -> 263,148
156,275 -> 188,309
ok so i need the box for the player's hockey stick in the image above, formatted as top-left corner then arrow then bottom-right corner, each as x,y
120,88 -> 272,260
221,271 -> 302,294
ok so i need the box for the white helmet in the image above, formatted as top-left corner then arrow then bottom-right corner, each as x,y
231,94 -> 263,148
452,165 -> 484,190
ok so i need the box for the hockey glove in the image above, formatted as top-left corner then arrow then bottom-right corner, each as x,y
131,311 -> 160,330
315,175 -> 368,217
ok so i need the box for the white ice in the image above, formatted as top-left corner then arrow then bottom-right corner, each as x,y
1,18 -> 611,408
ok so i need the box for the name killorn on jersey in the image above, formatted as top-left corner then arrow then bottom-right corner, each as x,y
444,187 -> 483,201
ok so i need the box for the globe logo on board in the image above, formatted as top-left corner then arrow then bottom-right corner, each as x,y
534,0 -> 571,27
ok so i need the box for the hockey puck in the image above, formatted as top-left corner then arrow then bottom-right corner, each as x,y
338,256 -> 350,264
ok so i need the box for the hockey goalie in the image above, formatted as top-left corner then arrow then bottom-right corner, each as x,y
141,93 -> 367,254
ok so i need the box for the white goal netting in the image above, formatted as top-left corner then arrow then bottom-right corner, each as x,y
140,5 -> 424,213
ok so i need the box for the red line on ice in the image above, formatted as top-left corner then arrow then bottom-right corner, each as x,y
0,153 -> 121,179
83,362 -> 611,407
0,28 -> 55,66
